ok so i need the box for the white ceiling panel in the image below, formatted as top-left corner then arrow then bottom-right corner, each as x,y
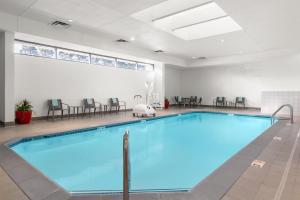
30,0 -> 125,28
90,0 -> 167,15
0,0 -> 37,15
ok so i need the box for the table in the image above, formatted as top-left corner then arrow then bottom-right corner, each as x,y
182,98 -> 190,107
102,104 -> 108,114
70,106 -> 83,117
226,101 -> 235,107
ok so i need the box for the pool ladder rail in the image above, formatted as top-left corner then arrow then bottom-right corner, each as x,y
271,104 -> 294,125
123,131 -> 130,200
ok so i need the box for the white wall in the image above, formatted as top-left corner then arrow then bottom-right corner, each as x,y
180,53 -> 300,108
14,35 -> 165,117
261,91 -> 300,115
0,32 -> 15,123
15,55 -> 163,117
165,65 -> 182,104
0,32 -> 5,122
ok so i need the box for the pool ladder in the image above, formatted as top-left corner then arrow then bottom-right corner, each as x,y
123,131 -> 130,200
271,104 -> 294,125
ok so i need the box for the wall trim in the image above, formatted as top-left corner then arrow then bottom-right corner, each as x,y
31,109 -> 134,121
0,121 -> 15,127
170,104 -> 261,110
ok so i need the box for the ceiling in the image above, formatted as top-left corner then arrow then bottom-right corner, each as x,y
0,0 -> 300,64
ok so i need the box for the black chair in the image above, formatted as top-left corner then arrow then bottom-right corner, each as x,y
198,97 -> 203,106
109,98 -> 126,113
235,97 -> 246,108
215,97 -> 226,107
189,96 -> 198,107
175,96 -> 183,106
47,99 -> 70,120
83,98 -> 102,116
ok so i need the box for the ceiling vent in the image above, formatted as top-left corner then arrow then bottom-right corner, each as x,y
116,39 -> 129,43
198,56 -> 207,60
49,21 -> 71,29
154,50 -> 164,53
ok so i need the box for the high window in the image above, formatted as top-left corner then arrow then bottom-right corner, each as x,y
15,40 -> 154,71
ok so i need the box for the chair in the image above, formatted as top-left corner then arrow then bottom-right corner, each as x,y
235,97 -> 246,108
175,96 -> 183,106
215,97 -> 226,107
189,96 -> 198,107
198,97 -> 203,106
47,99 -> 70,120
83,98 -> 102,116
109,98 -> 126,112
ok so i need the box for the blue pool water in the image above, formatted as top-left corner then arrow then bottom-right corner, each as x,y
11,112 -> 271,193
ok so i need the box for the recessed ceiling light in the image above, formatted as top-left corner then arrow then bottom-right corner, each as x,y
192,56 -> 197,59
130,37 -> 135,41
67,19 -> 73,22
220,39 -> 225,43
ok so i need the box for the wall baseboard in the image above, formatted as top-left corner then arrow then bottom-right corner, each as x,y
31,109 -> 134,121
0,121 -> 15,127
170,104 -> 261,110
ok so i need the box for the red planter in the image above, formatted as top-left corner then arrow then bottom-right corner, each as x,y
15,111 -> 32,124
164,99 -> 170,109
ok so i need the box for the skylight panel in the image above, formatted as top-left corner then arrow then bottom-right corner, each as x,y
131,1 -> 243,40
152,2 -> 227,32
173,16 -> 242,40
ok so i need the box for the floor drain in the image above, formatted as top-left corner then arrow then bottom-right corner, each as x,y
273,136 -> 282,141
251,160 -> 266,168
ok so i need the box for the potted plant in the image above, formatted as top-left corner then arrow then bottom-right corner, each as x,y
15,99 -> 33,124
164,97 -> 170,109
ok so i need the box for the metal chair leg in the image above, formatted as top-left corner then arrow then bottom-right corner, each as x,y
47,110 -> 50,120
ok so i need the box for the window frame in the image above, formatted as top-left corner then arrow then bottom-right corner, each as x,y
57,48 -> 91,64
14,40 -> 57,59
116,59 -> 138,70
90,54 -> 117,68
14,40 -> 155,71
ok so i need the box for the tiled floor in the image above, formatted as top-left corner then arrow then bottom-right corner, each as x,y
0,107 -> 299,200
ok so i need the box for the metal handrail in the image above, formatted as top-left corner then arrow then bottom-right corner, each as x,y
123,131 -> 130,200
271,104 -> 294,125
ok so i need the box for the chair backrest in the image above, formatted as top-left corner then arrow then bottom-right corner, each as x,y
236,97 -> 245,103
216,97 -> 225,103
191,96 -> 197,102
84,98 -> 95,108
199,96 -> 202,103
110,98 -> 119,106
48,99 -> 62,110
175,96 -> 182,103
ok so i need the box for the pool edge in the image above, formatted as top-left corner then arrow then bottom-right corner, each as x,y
0,111 -> 284,200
